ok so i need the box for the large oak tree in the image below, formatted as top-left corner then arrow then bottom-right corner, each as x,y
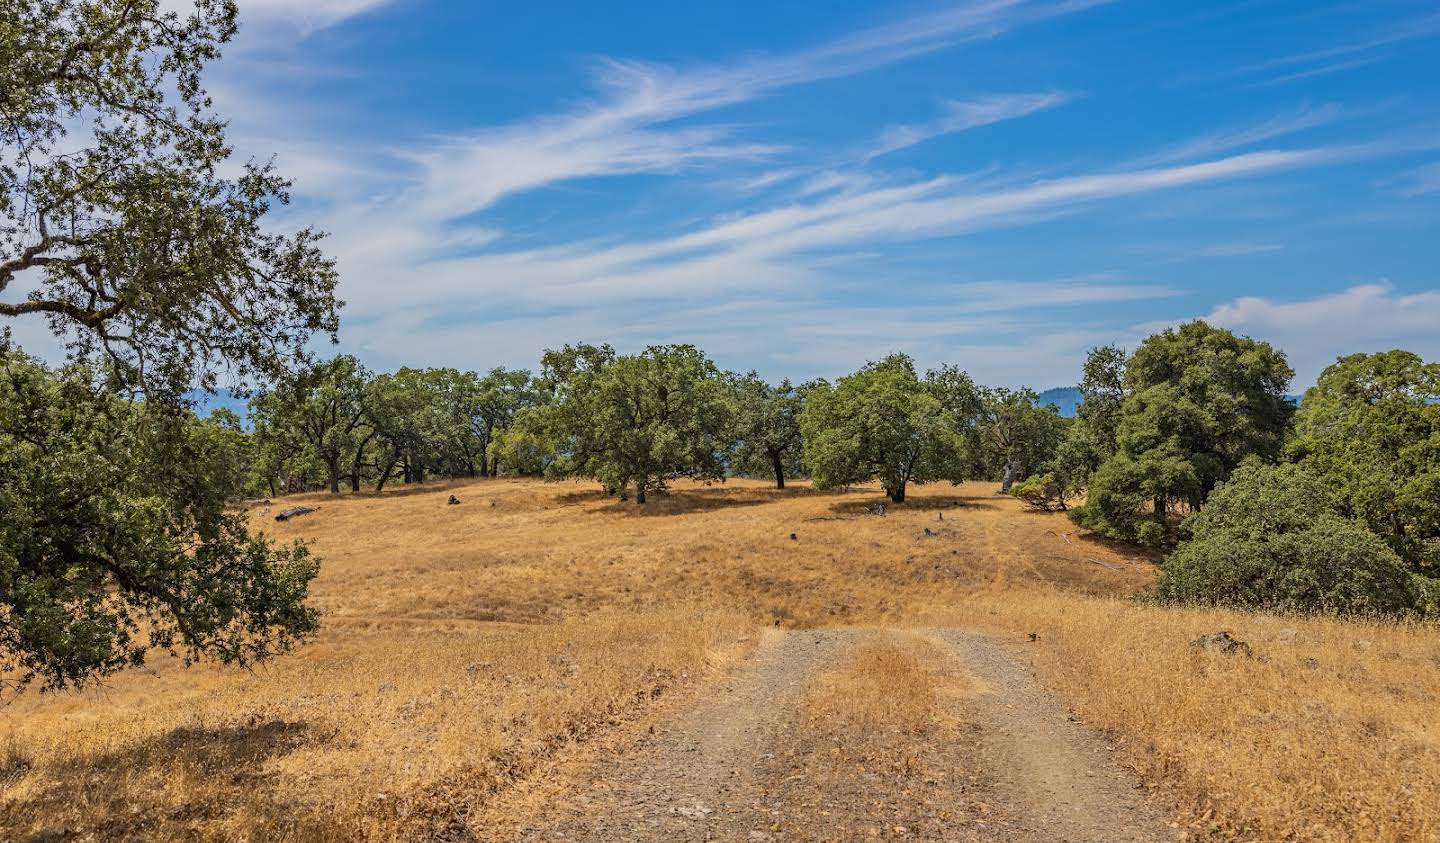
512,344 -> 733,504
1070,321 -> 1293,545
1,0 -> 339,398
1,0 -> 337,690
800,354 -> 971,503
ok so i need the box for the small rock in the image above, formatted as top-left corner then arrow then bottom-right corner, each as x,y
1190,630 -> 1253,657
789,532 -> 797,541
1028,632 -> 1039,642
447,494 -> 461,505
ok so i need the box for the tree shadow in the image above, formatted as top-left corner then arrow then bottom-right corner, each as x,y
553,481 -> 874,516
341,477 -> 482,499
1073,529 -> 1165,564
603,488 -> 779,516
10,719 -> 318,841
826,492 -> 1002,515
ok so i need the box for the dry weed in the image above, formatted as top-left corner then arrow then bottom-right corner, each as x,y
944,591 -> 1440,842
4,476 -> 1436,841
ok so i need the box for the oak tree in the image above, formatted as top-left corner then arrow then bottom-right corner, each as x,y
800,354 -> 970,503
1,0 -> 339,398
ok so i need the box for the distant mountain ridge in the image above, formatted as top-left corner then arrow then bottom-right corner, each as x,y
1035,386 -> 1082,417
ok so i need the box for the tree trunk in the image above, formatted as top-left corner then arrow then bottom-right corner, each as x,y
636,477 -> 648,504
376,460 -> 396,492
491,455 -> 500,476
349,472 -> 361,493
769,449 -> 785,489
268,477 -> 277,498
1000,460 -> 1022,493
888,482 -> 906,503
327,458 -> 340,494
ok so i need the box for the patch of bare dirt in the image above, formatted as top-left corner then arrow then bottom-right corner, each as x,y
935,629 -> 1175,842
512,628 -> 1177,842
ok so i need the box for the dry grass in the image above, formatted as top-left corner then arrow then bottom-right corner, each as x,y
0,607 -> 751,840
800,634 -> 947,736
3,475 -> 1437,841
236,476 -> 1153,629
938,592 -> 1440,842
769,633 -> 984,839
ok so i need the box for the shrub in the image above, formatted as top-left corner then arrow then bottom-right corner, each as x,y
1010,473 -> 1070,511
1069,449 -> 1195,546
1156,463 -> 1421,615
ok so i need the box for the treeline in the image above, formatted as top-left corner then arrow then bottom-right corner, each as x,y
6,317 -> 1438,655
228,321 -> 1439,617
231,343 -> 1066,504
1038,322 -> 1439,617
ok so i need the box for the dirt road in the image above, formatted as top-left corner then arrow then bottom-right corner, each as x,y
513,627 -> 1175,842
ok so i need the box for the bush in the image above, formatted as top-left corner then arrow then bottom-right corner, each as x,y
1010,473 -> 1070,511
1156,463 -> 1422,615
1068,450 -> 1194,546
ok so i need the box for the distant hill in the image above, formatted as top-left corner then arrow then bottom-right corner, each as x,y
1035,386 -> 1082,417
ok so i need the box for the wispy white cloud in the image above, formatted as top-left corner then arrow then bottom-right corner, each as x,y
163,0 -> 390,37
1236,9 -> 1440,86
346,277 -> 1167,386
797,170 -> 878,197
392,0 -> 1110,220
1395,162 -> 1440,197
1246,56 -> 1388,89
1130,241 -> 1285,261
1135,103 -> 1350,166
1192,242 -> 1283,258
1199,282 -> 1440,386
325,146 -> 1324,337
866,91 -> 1076,160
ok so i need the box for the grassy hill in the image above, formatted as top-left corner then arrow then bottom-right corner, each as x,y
2,478 -> 1435,841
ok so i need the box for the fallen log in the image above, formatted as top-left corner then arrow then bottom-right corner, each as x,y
275,506 -> 319,522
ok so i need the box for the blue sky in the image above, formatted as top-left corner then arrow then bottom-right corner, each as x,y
43,0 -> 1440,388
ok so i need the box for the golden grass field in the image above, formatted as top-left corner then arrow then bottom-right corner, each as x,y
2,477 -> 1438,841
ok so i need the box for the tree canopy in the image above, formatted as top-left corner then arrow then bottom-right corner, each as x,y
1070,321 -> 1294,545
1,0 -> 340,398
251,355 -> 370,494
511,344 -> 734,503
799,354 -> 971,503
973,386 -> 1067,491
728,374 -> 808,489
0,0 -> 338,691
1156,462 -> 1422,615
0,350 -> 318,691
1292,350 -> 1440,576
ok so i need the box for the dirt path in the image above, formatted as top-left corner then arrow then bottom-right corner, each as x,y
517,627 -> 857,841
514,628 -> 1175,842
933,630 -> 1174,842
